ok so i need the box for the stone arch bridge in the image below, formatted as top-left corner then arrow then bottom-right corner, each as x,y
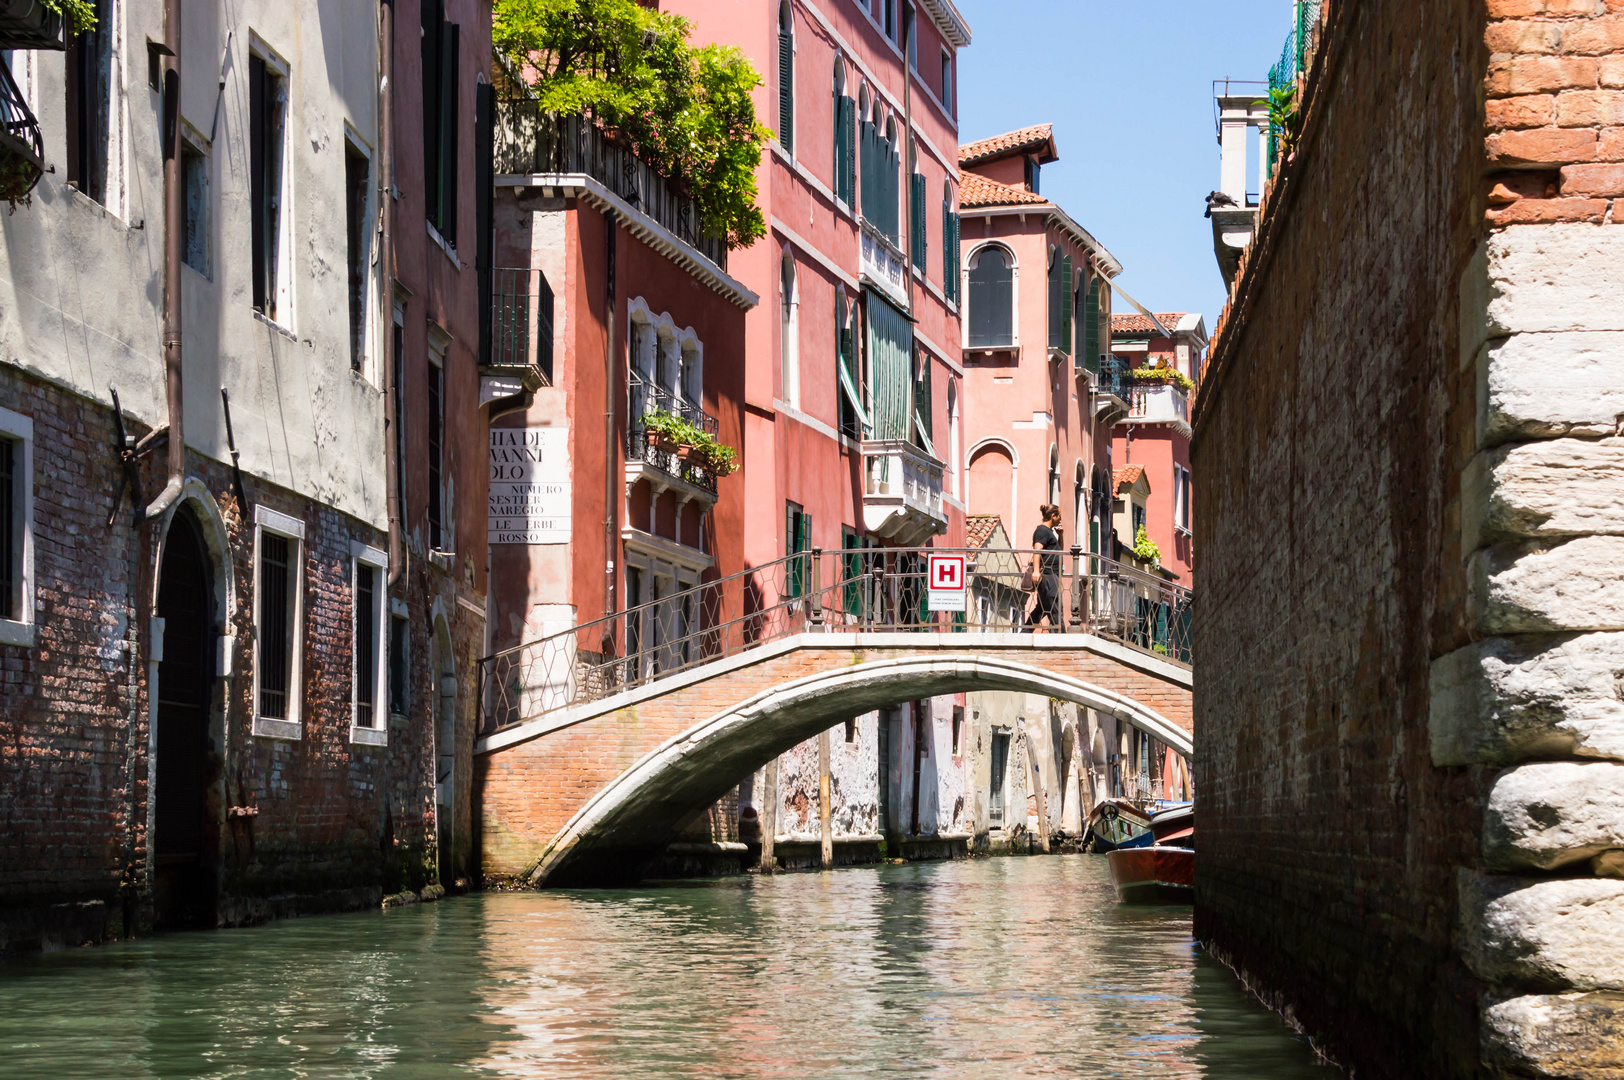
474,631 -> 1193,886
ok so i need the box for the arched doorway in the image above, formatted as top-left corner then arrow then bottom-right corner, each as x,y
153,506 -> 216,927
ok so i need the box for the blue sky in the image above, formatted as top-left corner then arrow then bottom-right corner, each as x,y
954,0 -> 1293,329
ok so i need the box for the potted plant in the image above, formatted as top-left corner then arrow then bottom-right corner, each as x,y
704,442 -> 738,477
0,0 -> 95,51
641,409 -> 689,453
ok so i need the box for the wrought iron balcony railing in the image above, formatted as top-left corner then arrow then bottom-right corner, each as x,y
484,267 -> 553,382
0,54 -> 44,206
493,103 -> 727,271
477,545 -> 1193,735
626,372 -> 719,495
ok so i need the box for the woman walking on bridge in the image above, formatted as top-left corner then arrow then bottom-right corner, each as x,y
1023,504 -> 1064,632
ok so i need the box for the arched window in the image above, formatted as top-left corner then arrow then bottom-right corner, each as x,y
836,292 -> 867,439
777,1 -> 794,152
908,138 -> 925,272
1048,444 -> 1060,508
967,247 -> 1013,348
883,116 -> 900,244
833,60 -> 855,205
780,250 -> 799,406
948,380 -> 961,500
1074,461 -> 1087,549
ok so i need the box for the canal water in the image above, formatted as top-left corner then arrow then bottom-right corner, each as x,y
1,855 -> 1332,1078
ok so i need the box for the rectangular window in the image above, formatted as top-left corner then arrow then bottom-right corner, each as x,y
883,0 -> 896,41
786,501 -> 810,598
951,705 -> 963,756
388,607 -> 409,716
940,51 -> 954,116
181,137 -> 209,276
427,347 -> 445,550
845,717 -> 856,744
65,0 -> 109,204
351,543 -> 388,743
421,0 -> 460,243
0,405 -> 33,645
345,139 -> 371,372
254,506 -> 305,738
249,49 -> 289,321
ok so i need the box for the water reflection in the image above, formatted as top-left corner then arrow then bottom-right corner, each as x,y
0,856 -> 1332,1078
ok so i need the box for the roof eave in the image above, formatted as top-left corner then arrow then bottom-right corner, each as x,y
916,0 -> 972,47
969,203 -> 1123,276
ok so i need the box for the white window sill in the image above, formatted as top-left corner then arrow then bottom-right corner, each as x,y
1175,526 -> 1192,537
428,222 -> 462,269
252,716 -> 302,740
253,309 -> 296,340
0,619 -> 36,648
350,725 -> 388,747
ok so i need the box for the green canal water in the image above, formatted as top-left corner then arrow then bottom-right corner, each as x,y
0,855 -> 1333,1078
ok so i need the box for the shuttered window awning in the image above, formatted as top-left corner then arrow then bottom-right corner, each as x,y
866,291 -> 912,441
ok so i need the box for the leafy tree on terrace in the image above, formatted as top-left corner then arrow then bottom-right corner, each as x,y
493,0 -> 769,249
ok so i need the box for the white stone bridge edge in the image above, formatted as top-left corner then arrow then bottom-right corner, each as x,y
520,652 -> 1193,884
475,631 -> 1193,756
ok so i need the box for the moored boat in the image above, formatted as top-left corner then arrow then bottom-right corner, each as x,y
1106,845 -> 1194,904
1085,798 -> 1154,852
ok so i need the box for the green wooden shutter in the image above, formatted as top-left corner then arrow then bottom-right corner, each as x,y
778,26 -> 793,151
910,173 -> 926,271
951,213 -> 960,302
1084,278 -> 1101,374
1060,255 -> 1073,356
1052,257 -> 1061,335
839,97 -> 856,205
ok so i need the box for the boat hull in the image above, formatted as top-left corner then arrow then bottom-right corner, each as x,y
1086,799 -> 1154,852
1106,846 -> 1194,904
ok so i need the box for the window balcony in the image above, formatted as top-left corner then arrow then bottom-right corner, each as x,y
859,219 -> 908,309
626,373 -> 718,500
494,103 -> 727,271
1123,381 -> 1192,437
861,439 -> 946,547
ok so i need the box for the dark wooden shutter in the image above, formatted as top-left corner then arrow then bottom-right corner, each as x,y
536,271 -> 555,383
476,81 -> 494,364
1085,278 -> 1101,374
249,54 -> 267,313
1060,255 -> 1073,355
910,172 -> 926,271
421,0 -> 441,229
842,97 -> 856,204
440,22 -> 460,244
778,22 -> 793,151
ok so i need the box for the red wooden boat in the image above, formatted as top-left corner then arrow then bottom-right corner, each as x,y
1105,845 -> 1194,904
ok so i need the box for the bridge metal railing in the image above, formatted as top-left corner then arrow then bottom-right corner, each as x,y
477,547 -> 1192,736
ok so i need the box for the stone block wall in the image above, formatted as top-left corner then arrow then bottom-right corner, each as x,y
1196,0 -> 1624,1075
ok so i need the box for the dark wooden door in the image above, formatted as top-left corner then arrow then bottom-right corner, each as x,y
154,509 -> 214,926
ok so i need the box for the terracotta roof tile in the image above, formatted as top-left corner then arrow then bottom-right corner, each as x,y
1113,465 -> 1146,495
966,515 -> 1002,548
1111,313 -> 1186,336
959,124 -> 1055,166
959,171 -> 1048,209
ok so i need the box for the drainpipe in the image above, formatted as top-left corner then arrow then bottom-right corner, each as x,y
603,212 -> 617,618
379,0 -> 404,587
136,0 -> 183,524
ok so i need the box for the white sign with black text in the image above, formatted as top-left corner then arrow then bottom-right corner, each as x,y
489,427 -> 571,544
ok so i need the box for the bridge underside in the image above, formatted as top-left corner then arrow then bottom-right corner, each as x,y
473,634 -> 1192,886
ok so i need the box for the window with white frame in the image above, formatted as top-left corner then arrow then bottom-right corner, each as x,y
344,133 -> 373,373
249,41 -> 292,323
780,251 -> 799,407
940,49 -> 954,117
0,405 -> 34,648
351,541 -> 388,744
967,245 -> 1014,348
253,506 -> 305,739
1175,466 -> 1192,532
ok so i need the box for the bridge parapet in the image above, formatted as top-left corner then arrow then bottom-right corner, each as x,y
478,546 -> 1192,737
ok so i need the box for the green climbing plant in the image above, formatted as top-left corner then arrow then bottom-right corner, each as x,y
45,0 -> 98,36
1132,525 -> 1162,566
1268,84 -> 1302,163
493,0 -> 770,248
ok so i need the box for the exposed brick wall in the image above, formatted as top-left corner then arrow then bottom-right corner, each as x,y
475,641 -> 1189,878
0,367 -> 465,951
1190,0 -> 1492,1076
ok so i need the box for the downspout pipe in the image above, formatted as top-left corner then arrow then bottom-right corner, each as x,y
380,0 -> 404,587
603,211 -> 617,619
136,0 -> 183,525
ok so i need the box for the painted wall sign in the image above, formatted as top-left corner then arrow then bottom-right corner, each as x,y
490,427 -> 571,544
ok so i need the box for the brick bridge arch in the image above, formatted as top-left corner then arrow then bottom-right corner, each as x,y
474,633 -> 1192,885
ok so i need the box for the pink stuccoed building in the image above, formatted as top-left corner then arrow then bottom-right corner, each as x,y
1108,312 -> 1208,585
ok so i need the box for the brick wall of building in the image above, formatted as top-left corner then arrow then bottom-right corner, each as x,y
1190,0 -> 1490,1075
0,368 -> 455,951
